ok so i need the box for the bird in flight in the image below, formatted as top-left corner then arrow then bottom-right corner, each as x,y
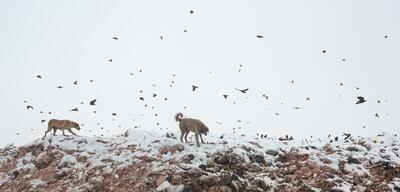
36,75 -> 42,79
70,108 -> 79,112
192,85 -> 199,91
112,37 -> 119,40
27,105 -> 34,110
73,80 -> 78,85
223,95 -> 228,99
90,99 -> 97,106
256,35 -> 264,38
56,86 -> 63,89
235,88 -> 249,94
356,96 -> 366,104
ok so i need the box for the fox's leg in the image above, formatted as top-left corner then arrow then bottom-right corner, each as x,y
53,128 -> 57,135
62,129 -> 66,136
68,128 -> 77,136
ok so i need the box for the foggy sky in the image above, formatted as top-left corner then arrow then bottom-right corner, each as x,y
1,0 -> 399,146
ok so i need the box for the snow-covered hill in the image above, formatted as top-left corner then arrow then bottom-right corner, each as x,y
1,129 -> 400,191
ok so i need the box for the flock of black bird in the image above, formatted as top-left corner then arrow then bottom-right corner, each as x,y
19,9 -> 391,141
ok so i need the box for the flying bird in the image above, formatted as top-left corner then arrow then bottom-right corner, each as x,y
26,105 -> 33,110
139,97 -> 144,101
36,75 -> 42,79
109,59 -> 113,62
73,80 -> 78,85
384,35 -> 388,38
256,35 -> 264,38
375,113 -> 379,118
159,36 -> 163,40
56,86 -> 63,89
70,108 -> 79,112
41,120 -> 46,123
306,97 -> 311,101
112,37 -> 119,40
184,29 -> 188,33
340,82 -> 343,86
112,113 -> 117,116
190,10 -> 194,14
322,50 -> 327,53
223,95 -> 228,99
192,85 -> 199,91
89,99 -> 97,106
356,96 -> 366,104
293,107 -> 301,110
235,88 -> 249,94
153,93 -> 157,97
343,133 -> 351,140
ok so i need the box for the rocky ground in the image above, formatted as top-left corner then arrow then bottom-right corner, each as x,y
1,129 -> 400,192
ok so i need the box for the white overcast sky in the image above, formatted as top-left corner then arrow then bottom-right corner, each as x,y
0,0 -> 399,146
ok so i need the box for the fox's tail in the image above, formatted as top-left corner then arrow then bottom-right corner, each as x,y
175,112 -> 183,122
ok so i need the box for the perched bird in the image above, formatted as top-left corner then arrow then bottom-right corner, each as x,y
27,105 -> 33,110
89,99 -> 97,106
342,58 -> 345,62
223,95 -> 229,99
291,80 -> 294,84
112,37 -> 119,40
356,96 -> 366,104
36,75 -> 42,79
192,85 -> 199,91
235,88 -> 249,94
334,136 -> 338,141
340,82 -> 343,86
256,35 -> 264,38
184,29 -> 188,33
70,108 -> 79,112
